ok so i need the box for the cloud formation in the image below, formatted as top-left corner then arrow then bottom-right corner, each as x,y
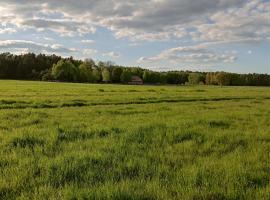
81,40 -> 95,44
0,0 -> 269,43
0,0 -> 269,69
138,43 -> 237,67
0,40 -> 76,54
83,49 -> 98,55
103,51 -> 121,58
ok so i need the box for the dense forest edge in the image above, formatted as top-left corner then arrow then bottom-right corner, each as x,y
0,52 -> 270,86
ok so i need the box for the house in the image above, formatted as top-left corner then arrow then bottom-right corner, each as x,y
128,76 -> 143,85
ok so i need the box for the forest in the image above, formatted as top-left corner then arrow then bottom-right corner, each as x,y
0,52 -> 270,86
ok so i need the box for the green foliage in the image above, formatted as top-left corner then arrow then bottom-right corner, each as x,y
40,69 -> 53,81
78,63 -> 93,82
111,67 -> 123,83
0,80 -> 270,199
78,61 -> 100,83
143,71 -> 161,84
120,70 -> 132,83
102,68 -> 111,83
1,52 -> 270,85
92,68 -> 102,83
188,73 -> 205,85
166,71 -> 189,84
84,58 -> 96,67
52,59 -> 79,82
216,72 -> 232,86
130,67 -> 144,78
0,53 -> 62,80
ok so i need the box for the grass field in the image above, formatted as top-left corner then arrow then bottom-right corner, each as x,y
0,80 -> 269,200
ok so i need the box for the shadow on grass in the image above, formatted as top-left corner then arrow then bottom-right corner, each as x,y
0,97 -> 257,110
173,131 -> 205,144
208,120 -> 231,129
10,136 -> 45,149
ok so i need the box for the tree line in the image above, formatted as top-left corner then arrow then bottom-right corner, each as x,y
0,52 -> 270,86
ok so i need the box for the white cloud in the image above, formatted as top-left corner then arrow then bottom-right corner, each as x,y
0,27 -> 16,34
81,40 -> 95,44
138,43 -> 237,67
192,0 -> 270,43
83,48 -> 98,55
0,40 -> 75,54
43,37 -> 54,41
103,51 -> 120,58
22,18 -> 96,37
0,0 -> 269,70
0,0 -> 269,43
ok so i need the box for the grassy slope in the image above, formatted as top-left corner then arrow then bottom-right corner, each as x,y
0,80 -> 269,199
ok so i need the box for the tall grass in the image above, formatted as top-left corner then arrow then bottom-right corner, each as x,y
0,80 -> 269,199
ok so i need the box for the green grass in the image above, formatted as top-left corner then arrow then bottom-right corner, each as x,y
0,80 -> 269,199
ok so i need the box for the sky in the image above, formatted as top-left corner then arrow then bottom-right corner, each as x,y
0,0 -> 269,73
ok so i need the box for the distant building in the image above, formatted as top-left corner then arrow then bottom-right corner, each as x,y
129,76 -> 143,85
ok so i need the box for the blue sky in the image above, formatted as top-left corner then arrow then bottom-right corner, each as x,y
0,0 -> 269,73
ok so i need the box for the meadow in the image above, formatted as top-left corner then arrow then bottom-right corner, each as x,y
0,80 -> 269,200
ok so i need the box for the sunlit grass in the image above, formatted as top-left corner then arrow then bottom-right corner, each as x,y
0,80 -> 269,199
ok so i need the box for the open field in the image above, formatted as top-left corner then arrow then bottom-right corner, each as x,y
0,80 -> 269,199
